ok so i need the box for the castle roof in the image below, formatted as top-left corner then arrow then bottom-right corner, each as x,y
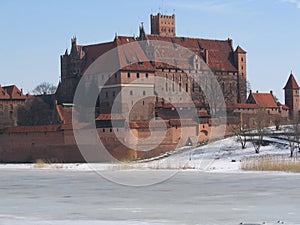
96,114 -> 124,121
146,35 -> 238,72
56,104 -> 72,125
81,36 -> 154,74
235,46 -> 247,54
0,86 -> 10,100
283,73 -> 299,90
1,85 -> 26,100
247,92 -> 278,108
76,34 -> 239,74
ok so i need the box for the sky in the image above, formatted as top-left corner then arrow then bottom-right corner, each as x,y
0,0 -> 299,102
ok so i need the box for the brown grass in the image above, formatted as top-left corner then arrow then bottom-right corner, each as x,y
241,154 -> 300,172
33,158 -> 63,169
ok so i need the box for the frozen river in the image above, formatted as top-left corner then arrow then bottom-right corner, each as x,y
0,169 -> 299,225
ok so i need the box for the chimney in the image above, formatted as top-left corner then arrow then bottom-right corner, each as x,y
256,90 -> 259,93
270,90 -> 273,95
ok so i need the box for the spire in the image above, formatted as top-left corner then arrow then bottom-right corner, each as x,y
64,49 -> 68,56
235,45 -> 247,54
70,36 -> 78,57
284,72 -> 299,90
139,22 -> 147,40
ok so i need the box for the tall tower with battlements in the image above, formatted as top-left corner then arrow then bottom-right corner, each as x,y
150,13 -> 175,37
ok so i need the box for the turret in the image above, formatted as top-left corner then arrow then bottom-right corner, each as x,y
234,46 -> 247,103
150,13 -> 176,37
284,72 -> 300,120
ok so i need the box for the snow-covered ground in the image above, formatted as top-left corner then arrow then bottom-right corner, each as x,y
0,134 -> 294,174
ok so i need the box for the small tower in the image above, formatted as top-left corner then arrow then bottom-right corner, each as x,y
150,13 -> 175,37
139,22 -> 147,40
234,46 -> 247,103
284,72 -> 300,120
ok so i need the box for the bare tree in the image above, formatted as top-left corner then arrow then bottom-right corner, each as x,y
231,115 -> 248,149
274,116 -> 281,131
32,82 -> 56,95
251,108 -> 269,154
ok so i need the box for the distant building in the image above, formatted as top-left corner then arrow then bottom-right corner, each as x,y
284,72 -> 300,120
0,85 -> 27,128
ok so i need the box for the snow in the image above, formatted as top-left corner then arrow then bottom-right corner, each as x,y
0,126 -> 297,174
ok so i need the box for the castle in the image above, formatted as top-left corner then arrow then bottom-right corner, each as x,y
56,13 -> 247,109
0,13 -> 299,162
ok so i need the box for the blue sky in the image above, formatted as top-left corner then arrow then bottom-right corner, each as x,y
0,0 -> 299,102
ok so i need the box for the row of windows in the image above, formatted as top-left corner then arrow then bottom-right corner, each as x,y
127,72 -> 149,79
105,90 -> 147,98
101,73 -> 150,80
165,80 -> 189,93
129,90 -> 147,96
161,28 -> 174,33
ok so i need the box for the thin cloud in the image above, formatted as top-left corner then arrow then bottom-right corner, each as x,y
282,0 -> 300,8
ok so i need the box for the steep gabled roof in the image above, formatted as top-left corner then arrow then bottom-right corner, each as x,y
115,36 -> 154,71
2,85 -> 27,100
0,86 -> 10,100
81,36 -> 154,74
284,73 -> 299,90
146,35 -> 238,72
235,46 -> 247,54
247,92 -> 278,108
82,40 -> 117,72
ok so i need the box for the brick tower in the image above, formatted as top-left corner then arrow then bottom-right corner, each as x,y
150,13 -> 175,37
284,72 -> 300,120
234,46 -> 247,103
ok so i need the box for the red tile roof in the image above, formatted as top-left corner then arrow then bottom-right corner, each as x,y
248,92 -> 278,108
284,73 -> 299,90
146,35 -> 237,72
56,105 -> 73,124
96,114 -> 124,121
130,121 -> 170,129
79,35 -> 238,74
0,86 -> 10,100
4,125 -> 61,133
81,36 -> 154,74
82,41 -> 117,73
227,103 -> 259,109
1,85 -> 27,100
235,46 -> 247,54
